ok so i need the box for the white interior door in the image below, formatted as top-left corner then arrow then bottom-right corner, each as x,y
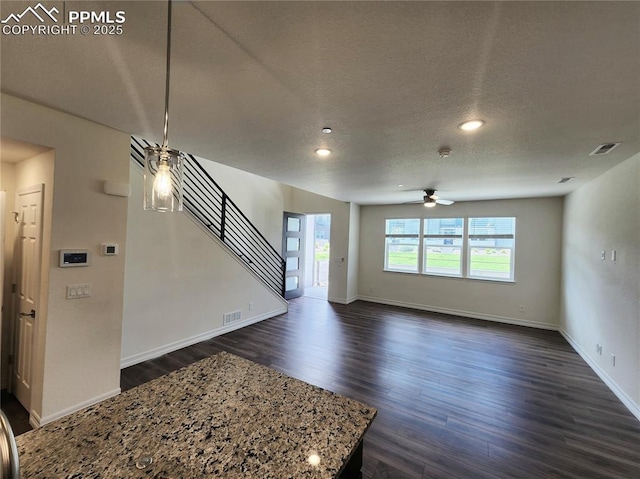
12,185 -> 43,412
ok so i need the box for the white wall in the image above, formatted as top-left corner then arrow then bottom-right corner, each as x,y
561,152 -> 640,418
121,164 -> 288,366
197,158 -> 291,249
347,203 -> 360,302
288,188 -> 360,303
1,94 -> 130,425
358,197 -> 564,328
0,162 -> 17,389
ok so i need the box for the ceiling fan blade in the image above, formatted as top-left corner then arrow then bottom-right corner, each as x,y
435,199 -> 454,205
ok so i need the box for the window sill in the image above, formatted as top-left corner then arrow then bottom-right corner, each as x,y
383,269 -> 516,284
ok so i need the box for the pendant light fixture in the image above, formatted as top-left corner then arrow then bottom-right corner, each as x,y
143,0 -> 184,212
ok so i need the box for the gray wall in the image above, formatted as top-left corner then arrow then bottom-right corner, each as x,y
358,197 -> 564,329
561,152 -> 640,418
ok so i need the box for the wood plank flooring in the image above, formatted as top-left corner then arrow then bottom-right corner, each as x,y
121,297 -> 640,478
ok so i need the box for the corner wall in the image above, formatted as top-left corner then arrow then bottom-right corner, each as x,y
358,197 -> 564,328
1,94 -> 130,424
561,152 -> 640,418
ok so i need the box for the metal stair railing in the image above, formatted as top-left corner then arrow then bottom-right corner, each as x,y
131,136 -> 286,297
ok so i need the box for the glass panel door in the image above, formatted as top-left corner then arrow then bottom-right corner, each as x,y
282,212 -> 305,299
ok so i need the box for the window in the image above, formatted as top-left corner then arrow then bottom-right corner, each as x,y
423,218 -> 464,276
384,216 -> 516,282
468,217 -> 516,281
384,219 -> 420,272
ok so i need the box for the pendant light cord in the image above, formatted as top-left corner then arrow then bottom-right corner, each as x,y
162,0 -> 173,149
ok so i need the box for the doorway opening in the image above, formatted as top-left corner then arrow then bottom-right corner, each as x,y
303,214 -> 331,300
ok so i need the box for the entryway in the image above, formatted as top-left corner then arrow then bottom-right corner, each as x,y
303,214 -> 331,300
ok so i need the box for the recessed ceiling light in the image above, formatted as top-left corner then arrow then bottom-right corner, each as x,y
397,184 -> 404,187
322,127 -> 332,134
458,119 -> 485,131
315,148 -> 332,157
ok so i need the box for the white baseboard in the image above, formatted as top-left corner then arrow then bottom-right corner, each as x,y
560,328 -> 640,422
356,296 -> 559,331
328,295 -> 359,305
120,307 -> 287,369
32,388 -> 121,428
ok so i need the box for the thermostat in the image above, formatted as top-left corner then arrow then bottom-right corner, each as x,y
101,243 -> 119,256
59,249 -> 90,267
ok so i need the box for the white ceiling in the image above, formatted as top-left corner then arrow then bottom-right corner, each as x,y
1,1 -> 639,204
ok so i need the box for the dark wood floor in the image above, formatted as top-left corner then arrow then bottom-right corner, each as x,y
120,297 -> 640,479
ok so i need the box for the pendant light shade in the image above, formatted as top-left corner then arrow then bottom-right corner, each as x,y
143,146 -> 184,212
143,0 -> 184,212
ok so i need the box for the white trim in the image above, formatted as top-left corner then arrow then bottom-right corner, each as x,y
328,295 -> 359,305
120,307 -> 287,369
560,328 -> 640,422
31,388 -> 121,428
356,296 -> 559,330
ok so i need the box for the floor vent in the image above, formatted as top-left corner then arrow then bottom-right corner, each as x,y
589,142 -> 621,156
223,310 -> 242,325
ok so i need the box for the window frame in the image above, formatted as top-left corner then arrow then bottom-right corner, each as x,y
466,217 -> 516,282
383,216 -> 517,283
384,218 -> 421,273
423,218 -> 464,278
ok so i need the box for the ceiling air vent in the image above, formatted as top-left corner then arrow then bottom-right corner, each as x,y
558,177 -> 574,183
589,142 -> 621,156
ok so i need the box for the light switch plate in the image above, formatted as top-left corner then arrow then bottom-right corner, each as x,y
66,284 -> 91,299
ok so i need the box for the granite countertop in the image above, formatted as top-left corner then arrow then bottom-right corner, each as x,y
17,352 -> 377,478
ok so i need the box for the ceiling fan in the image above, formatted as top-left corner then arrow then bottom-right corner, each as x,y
420,189 -> 454,208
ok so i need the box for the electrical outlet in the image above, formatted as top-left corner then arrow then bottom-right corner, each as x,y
518,305 -> 525,313
596,344 -> 602,355
249,302 -> 254,311
601,250 -> 606,260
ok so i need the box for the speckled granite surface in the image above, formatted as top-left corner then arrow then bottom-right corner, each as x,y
17,352 -> 376,478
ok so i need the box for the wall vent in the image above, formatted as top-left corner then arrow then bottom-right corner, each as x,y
558,177 -> 574,183
589,142 -> 621,156
223,310 -> 242,325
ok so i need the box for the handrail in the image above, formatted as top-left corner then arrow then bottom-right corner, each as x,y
130,136 -> 286,297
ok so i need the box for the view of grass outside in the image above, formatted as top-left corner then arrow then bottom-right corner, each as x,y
386,245 -> 418,271
469,248 -> 511,278
315,243 -> 330,261
425,249 -> 461,275
388,248 -> 511,275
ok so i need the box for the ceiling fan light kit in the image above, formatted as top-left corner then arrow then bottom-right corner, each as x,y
421,189 -> 454,207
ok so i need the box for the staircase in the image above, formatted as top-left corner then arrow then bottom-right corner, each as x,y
130,136 -> 286,297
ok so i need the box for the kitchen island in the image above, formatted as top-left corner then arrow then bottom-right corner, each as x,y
17,352 -> 376,478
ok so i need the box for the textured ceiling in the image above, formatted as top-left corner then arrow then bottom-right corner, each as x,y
1,1 -> 639,204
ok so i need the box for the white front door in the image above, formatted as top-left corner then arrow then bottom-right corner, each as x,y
12,185 -> 43,412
